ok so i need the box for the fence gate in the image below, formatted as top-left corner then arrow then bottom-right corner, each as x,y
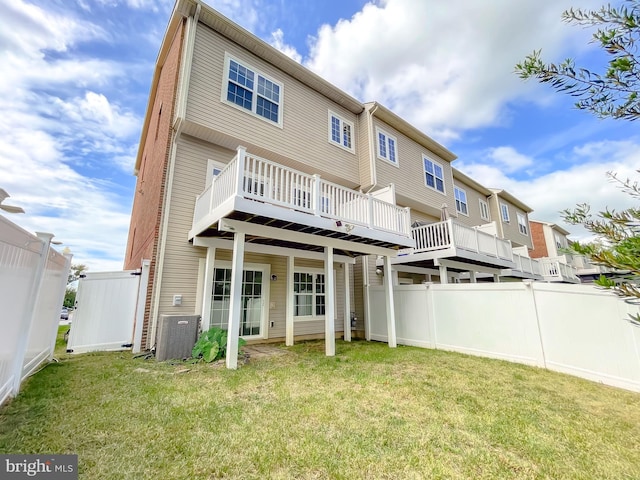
66,263 -> 149,354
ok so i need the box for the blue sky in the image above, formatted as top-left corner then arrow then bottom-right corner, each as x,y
1,0 -> 637,271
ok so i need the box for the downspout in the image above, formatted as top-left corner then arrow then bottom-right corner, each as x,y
149,5 -> 200,349
365,103 -> 380,194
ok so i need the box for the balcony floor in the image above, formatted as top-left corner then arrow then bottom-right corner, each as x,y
386,247 -> 516,272
193,209 -> 408,258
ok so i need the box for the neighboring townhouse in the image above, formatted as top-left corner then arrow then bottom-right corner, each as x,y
529,220 -> 605,283
126,0 -> 576,366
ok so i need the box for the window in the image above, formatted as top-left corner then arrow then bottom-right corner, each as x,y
479,199 -> 490,220
206,159 -> 225,186
294,272 -> 325,317
223,54 -> 282,126
423,156 -> 445,193
554,233 -> 565,249
376,128 -> 398,165
500,203 -> 510,223
328,111 -> 354,153
517,212 -> 528,235
454,186 -> 468,215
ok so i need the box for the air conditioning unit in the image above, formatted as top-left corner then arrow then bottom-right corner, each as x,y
156,314 -> 200,361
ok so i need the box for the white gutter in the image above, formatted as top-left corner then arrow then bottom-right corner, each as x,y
365,104 -> 380,194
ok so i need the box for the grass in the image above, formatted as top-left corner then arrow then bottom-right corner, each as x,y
0,326 -> 639,479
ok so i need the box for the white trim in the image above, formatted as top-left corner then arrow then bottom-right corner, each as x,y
221,52 -> 284,128
375,126 -> 399,166
206,159 -> 226,186
479,198 -> 490,221
517,211 -> 529,236
453,185 -> 469,216
423,154 -> 446,194
193,236 -> 356,264
328,110 -> 355,154
292,266 -> 337,322
500,202 -> 511,223
209,259 -> 271,342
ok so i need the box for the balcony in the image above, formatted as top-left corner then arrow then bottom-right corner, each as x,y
189,147 -> 414,254
386,219 -> 516,273
538,257 -> 581,283
501,252 -> 543,280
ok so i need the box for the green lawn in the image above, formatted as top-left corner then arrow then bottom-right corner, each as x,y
1,326 -> 639,479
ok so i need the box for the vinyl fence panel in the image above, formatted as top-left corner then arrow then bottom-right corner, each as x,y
367,281 -> 640,392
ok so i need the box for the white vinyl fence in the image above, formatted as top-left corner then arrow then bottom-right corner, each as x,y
66,263 -> 149,354
368,282 -> 640,392
0,215 -> 71,405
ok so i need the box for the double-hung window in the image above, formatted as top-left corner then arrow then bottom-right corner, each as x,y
294,272 -> 326,317
517,213 -> 528,235
423,156 -> 445,193
376,128 -> 397,165
500,203 -> 510,223
454,186 -> 468,215
328,111 -> 354,153
224,54 -> 283,126
479,199 -> 490,220
554,233 -> 565,250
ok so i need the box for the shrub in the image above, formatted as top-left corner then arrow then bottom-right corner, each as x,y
192,327 -> 246,363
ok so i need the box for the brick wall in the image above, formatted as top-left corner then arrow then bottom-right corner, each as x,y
528,221 -> 549,258
124,19 -> 185,349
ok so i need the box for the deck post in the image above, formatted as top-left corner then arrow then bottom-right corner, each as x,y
367,194 -> 374,228
200,246 -> 216,331
383,255 -> 397,348
469,270 -> 477,283
226,232 -> 245,369
325,246 -> 336,356
493,273 -> 501,283
285,255 -> 294,346
235,146 -> 246,197
439,265 -> 448,284
343,263 -> 351,342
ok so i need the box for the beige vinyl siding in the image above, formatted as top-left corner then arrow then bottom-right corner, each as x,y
372,118 -> 455,214
410,209 -> 439,225
452,180 -> 491,228
186,24 -> 360,186
152,137 -> 235,326
493,197 -> 533,249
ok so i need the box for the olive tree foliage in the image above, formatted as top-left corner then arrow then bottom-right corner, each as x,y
516,1 -> 640,306
515,1 -> 640,120
561,172 -> 640,302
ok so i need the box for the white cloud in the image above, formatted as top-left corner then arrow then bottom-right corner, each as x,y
485,146 -> 534,174
269,28 -> 302,63
305,0 -> 602,140
458,140 -> 639,241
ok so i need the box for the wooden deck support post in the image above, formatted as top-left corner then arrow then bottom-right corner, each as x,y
226,232 -> 245,369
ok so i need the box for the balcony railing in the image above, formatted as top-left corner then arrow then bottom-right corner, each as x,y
409,219 -> 513,261
192,147 -> 412,238
539,257 -> 579,280
512,253 -> 541,275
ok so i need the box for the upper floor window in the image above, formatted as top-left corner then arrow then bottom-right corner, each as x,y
500,203 -> 510,223
517,212 -> 528,235
376,128 -> 397,165
206,159 -> 225,186
423,156 -> 445,193
554,233 -> 565,249
328,111 -> 354,153
454,186 -> 468,215
479,199 -> 490,220
223,54 -> 283,126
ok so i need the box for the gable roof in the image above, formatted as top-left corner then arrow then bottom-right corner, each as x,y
452,168 -> 491,195
489,189 -> 533,213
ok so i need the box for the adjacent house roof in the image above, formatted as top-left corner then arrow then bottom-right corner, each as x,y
489,189 -> 533,213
